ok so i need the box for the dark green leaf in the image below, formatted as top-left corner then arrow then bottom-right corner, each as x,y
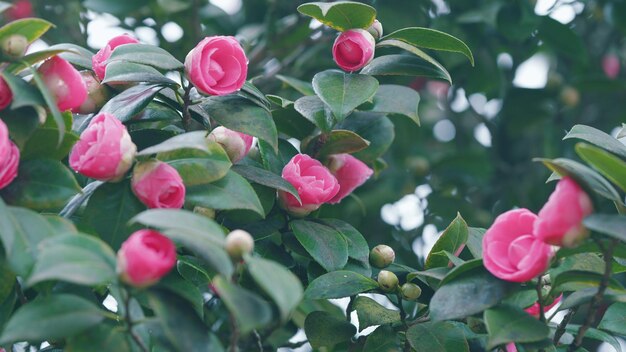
108,44 -> 184,70
66,322 -> 135,352
598,302 -> 626,336
484,305 -> 550,349
312,70 -> 379,122
353,296 -> 400,331
1,71 -> 45,109
318,219 -> 370,267
232,164 -> 300,203
564,324 -> 621,351
537,17 -> 587,64
363,325 -> 402,352
158,144 -> 232,186
564,124 -> 626,158
212,276 -> 273,334
137,130 -> 209,156
338,112 -> 394,163
305,129 -> 370,158
275,75 -> 314,96
47,43 -> 94,69
103,61 -> 178,86
425,213 -> 469,269
377,39 -> 452,83
575,143 -> 626,192
291,220 -> 349,272
294,95 -> 334,132
366,84 -> 420,126
100,84 -> 166,122
297,1 -> 376,31
304,311 -> 356,349
20,112 -> 79,160
407,321 -> 470,352
382,27 -> 474,65
361,54 -> 451,81
584,214 -> 626,242
304,270 -> 378,299
467,227 -> 485,259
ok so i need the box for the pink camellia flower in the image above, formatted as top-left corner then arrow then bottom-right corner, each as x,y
534,177 -> 593,247
0,77 -> 12,110
326,153 -> 373,204
278,154 -> 340,216
5,0 -> 33,20
38,56 -> 87,111
92,34 -> 139,80
602,54 -> 620,79
0,120 -> 19,189
207,126 -> 253,163
482,209 -> 554,283
332,29 -> 376,72
525,294 -> 563,318
117,229 -> 177,287
69,112 -> 137,182
506,343 -> 517,352
131,160 -> 185,209
185,36 -> 248,96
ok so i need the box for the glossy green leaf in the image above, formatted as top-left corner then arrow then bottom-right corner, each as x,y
47,43 -> 94,69
304,311 -> 356,349
484,305 -> 550,349
353,296 -> 400,331
361,54 -> 451,80
425,213 -> 469,269
553,270 -> 623,292
100,84 -> 167,122
232,164 -> 300,203
276,74 -> 314,96
312,70 -> 379,121
304,270 -> 378,299
291,220 -> 349,272
294,95 -> 334,132
186,170 -> 265,216
297,1 -> 376,31
564,324 -> 621,351
366,84 -> 420,126
138,131 -> 209,156
383,27 -> 474,65
157,272 -> 205,317
20,112 -> 79,160
158,144 -> 232,186
565,124 -> 626,158
108,43 -> 184,70
584,214 -> 626,242
5,49 -> 69,74
363,325 -> 402,352
200,95 -> 278,151
305,129 -> 370,159
103,61 -> 178,86
338,112 -> 395,163
377,39 -> 452,83
65,322 -> 135,352
430,267 -> 515,321
0,18 -> 53,44
0,294 -> 104,344
212,276 -> 273,334
26,233 -> 117,287
1,71 -> 45,109
466,227 -> 485,259
575,143 -> 626,192
247,256 -> 303,321
407,321 -> 470,352
1,159 -> 80,211
266,94 -> 293,108
318,219 -> 370,269
257,138 -> 299,175
598,302 -> 626,336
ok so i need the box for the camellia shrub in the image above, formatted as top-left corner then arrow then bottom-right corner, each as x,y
0,0 -> 625,351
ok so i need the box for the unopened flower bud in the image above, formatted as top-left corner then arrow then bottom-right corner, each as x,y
367,20 -> 383,40
332,29 -> 376,72
225,229 -> 254,261
377,270 -> 398,292
73,71 -> 111,114
400,283 -> 422,301
370,244 -> 395,269
1,34 -> 27,58
207,126 -> 254,163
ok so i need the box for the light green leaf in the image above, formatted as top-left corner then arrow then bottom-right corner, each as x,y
297,1 -> 376,31
382,27 -> 474,66
312,70 -> 379,121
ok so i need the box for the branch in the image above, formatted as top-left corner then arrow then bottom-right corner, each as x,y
553,308 -> 577,345
123,289 -> 149,352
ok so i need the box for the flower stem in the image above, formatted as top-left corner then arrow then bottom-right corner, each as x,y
181,83 -> 193,131
536,278 -> 546,323
123,288 -> 149,352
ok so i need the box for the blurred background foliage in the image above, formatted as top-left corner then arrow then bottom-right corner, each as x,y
25,0 -> 626,270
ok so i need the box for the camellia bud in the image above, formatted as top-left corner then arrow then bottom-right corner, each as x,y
366,19 -> 383,40
370,244 -> 395,269
207,126 -> 254,163
1,34 -> 27,58
377,270 -> 399,292
73,71 -> 111,114
400,283 -> 422,301
332,29 -> 376,72
117,229 -> 177,288
225,229 -> 254,261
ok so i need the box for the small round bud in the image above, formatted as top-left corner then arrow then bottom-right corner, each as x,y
400,283 -> 422,301
1,34 -> 28,58
367,19 -> 383,40
370,244 -> 395,269
74,71 -> 112,114
377,270 -> 399,292
560,86 -> 580,108
225,229 -> 254,261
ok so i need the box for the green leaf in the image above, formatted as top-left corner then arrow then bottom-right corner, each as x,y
467,227 -> 485,259
0,18 -> 53,44
377,39 -> 452,84
353,296 -> 400,331
65,322 -> 135,352
406,321 -> 470,352
26,233 -> 117,287
363,325 -> 402,352
337,112 -> 394,163
212,276 -> 273,334
584,214 -> 626,242
100,84 -> 166,122
1,159 -> 80,211
537,17 -> 587,64
599,302 -> 626,336
107,43 -> 184,70
564,324 -> 621,351
47,43 -> 94,69
361,54 -> 451,80
553,270 -> 623,292
575,143 -> 626,192
425,213 -> 469,269
83,180 -> 145,250
294,95 -> 334,132
29,66 -> 65,144
1,71 -> 45,109
266,94 -> 293,108
5,49 -> 70,74
382,27 -> 474,66
297,1 -> 376,31
257,138 -> 299,175
312,70 -> 379,122
0,294 -> 104,345
305,129 -> 370,159
186,170 -> 265,216
157,144 -> 232,186
440,258 -> 483,286
430,267 -> 515,321
247,256 -> 303,321
304,270 -> 378,299
232,164 -> 300,203
565,124 -> 626,159
147,290 -> 222,352
200,95 -> 278,152
21,112 -> 79,160
276,74 -> 315,96
138,130 -> 209,156
365,84 -> 420,126
291,220 -> 349,272
318,219 -> 370,268
484,305 -> 550,349
103,61 -> 179,86
304,311 -> 356,349
158,272 -> 205,317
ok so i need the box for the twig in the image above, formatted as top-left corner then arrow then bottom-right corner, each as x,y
553,308 -> 577,345
396,294 -> 407,326
536,279 -> 546,323
123,289 -> 149,352
279,340 -> 308,349
568,238 -> 617,351
253,330 -> 264,352
181,84 -> 193,131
